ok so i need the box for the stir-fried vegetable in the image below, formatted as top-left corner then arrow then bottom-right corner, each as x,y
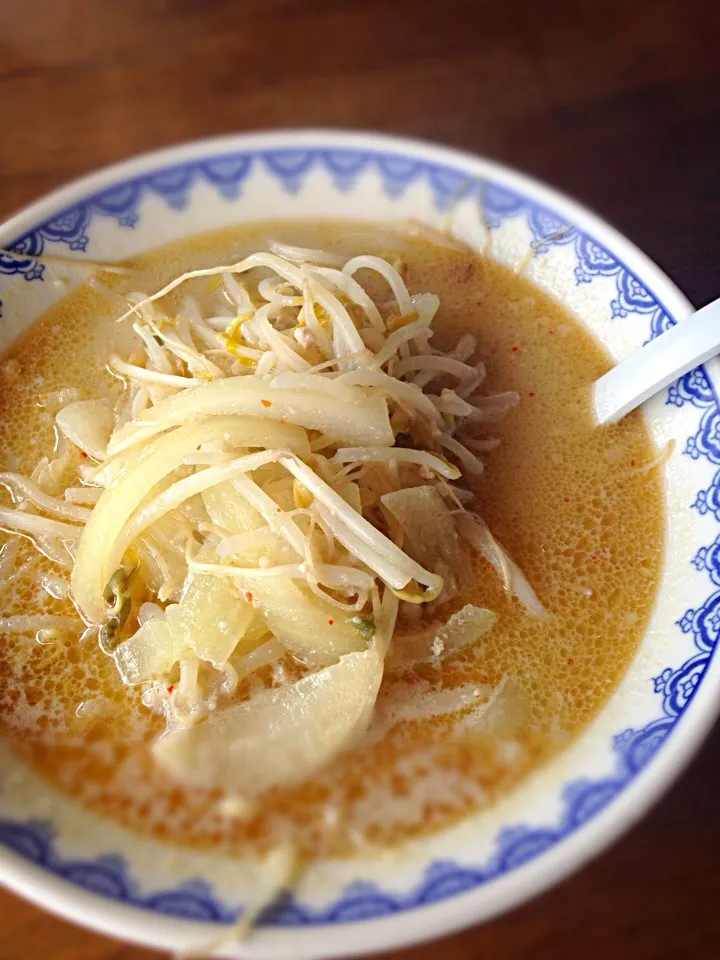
381,485 -> 460,573
152,641 -> 384,795
388,603 -> 497,667
0,239 -> 544,796
455,512 -> 546,617
108,379 -> 393,456
56,398 -> 114,460
217,573 -> 367,666
165,574 -> 257,669
114,618 -> 176,685
71,416 -> 308,623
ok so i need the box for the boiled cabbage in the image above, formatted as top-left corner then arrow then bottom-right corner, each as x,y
113,619 -> 176,685
381,485 -> 460,572
165,575 -> 256,669
229,575 -> 367,665
153,641 -> 383,795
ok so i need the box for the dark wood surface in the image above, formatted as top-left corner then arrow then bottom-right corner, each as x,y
1,1 -> 719,957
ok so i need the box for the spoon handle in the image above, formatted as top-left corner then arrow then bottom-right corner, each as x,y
593,297 -> 720,425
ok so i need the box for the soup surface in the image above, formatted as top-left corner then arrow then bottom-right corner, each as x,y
0,221 -> 663,859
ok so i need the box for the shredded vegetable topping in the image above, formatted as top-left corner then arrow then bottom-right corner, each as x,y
0,241 -> 543,798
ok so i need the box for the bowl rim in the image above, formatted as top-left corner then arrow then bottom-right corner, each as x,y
0,128 -> 716,958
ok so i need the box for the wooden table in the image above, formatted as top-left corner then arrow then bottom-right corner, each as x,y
1,1 -> 719,957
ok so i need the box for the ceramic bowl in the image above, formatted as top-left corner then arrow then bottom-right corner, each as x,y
0,130 -> 717,959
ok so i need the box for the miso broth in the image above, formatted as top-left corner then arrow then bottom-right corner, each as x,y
0,222 -> 663,858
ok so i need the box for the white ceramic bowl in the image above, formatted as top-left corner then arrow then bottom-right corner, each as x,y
0,130 -> 718,959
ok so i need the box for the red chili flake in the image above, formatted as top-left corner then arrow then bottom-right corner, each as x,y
563,497 -> 570,502
81,451 -> 88,458
630,459 -> 636,466
167,684 -> 175,693
328,618 -> 335,626
245,591 -> 253,602
511,345 -> 519,352
567,657 -> 575,666
548,329 -> 555,334
528,391 -> 536,397
260,399 -> 272,408
476,299 -> 484,305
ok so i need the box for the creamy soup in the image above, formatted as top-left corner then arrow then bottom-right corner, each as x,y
0,221 -> 663,860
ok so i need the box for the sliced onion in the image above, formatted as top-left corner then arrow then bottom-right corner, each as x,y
108,378 -> 392,456
203,480 -> 264,535
269,372 -> 361,403
216,526 -> 276,559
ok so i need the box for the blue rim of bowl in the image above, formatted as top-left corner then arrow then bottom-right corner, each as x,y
0,137 -> 717,928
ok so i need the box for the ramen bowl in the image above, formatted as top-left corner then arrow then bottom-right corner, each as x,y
0,130 -> 717,958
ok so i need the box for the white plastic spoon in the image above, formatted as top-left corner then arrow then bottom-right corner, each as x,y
593,297 -> 720,425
